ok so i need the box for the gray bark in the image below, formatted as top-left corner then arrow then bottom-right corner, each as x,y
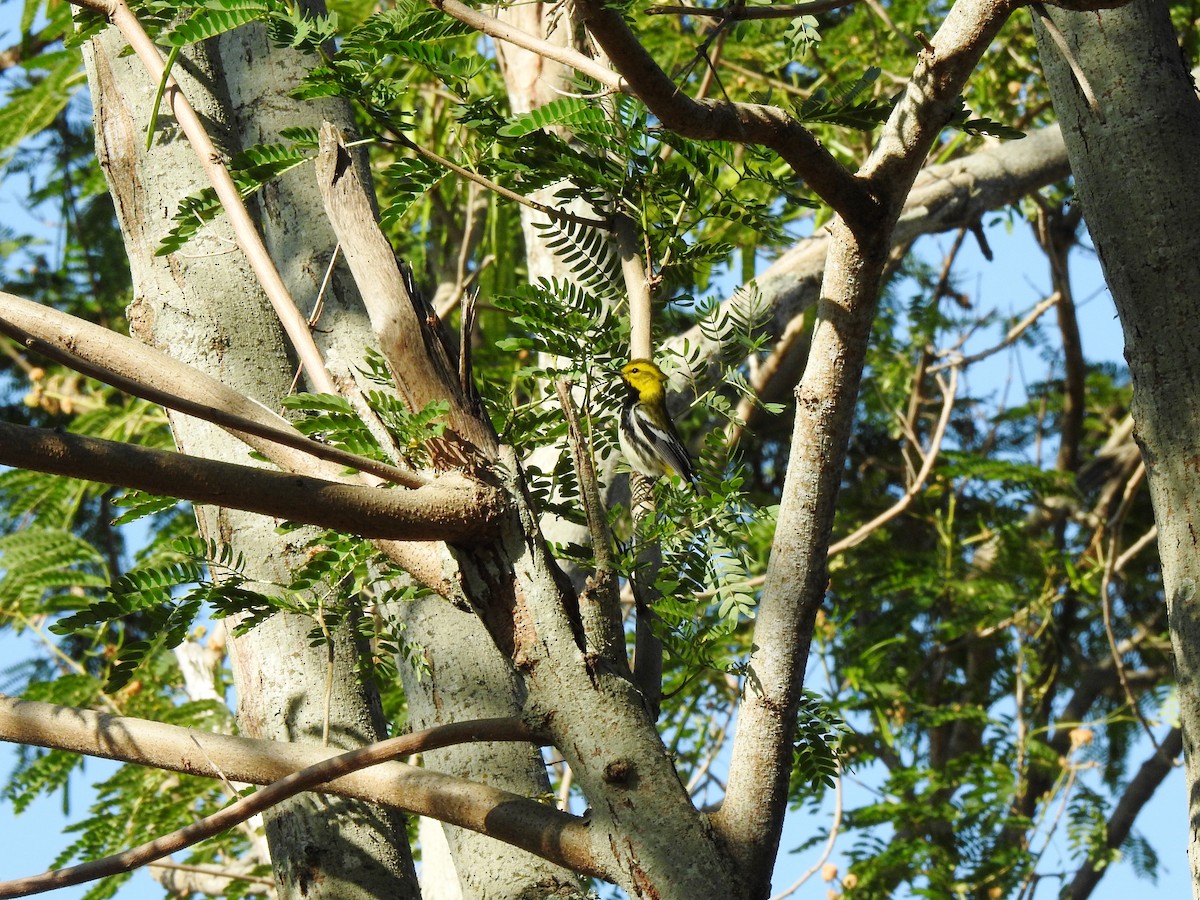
1033,1 -> 1200,894
82,21 -> 420,900
399,597 -> 583,900
84,8 -> 590,899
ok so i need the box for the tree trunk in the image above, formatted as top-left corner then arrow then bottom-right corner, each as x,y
1033,1 -> 1200,894
81,20 -> 422,900
398,597 -> 582,899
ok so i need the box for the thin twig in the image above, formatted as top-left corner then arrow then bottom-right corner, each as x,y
930,227 -> 968,305
930,293 -> 1060,372
899,348 -> 930,485
334,371 -> 413,471
691,28 -> 729,102
316,594 -> 334,747
1114,525 -> 1157,573
459,290 -> 479,402
555,379 -> 624,662
1016,761 -> 1086,900
555,381 -> 615,577
437,181 -> 483,318
718,58 -> 810,96
828,365 -> 958,555
1098,461 -> 1165,757
289,243 -> 342,396
685,703 -> 735,795
768,764 -> 843,899
1014,625 -> 1027,810
431,0 -> 626,91
391,134 -> 610,231
15,614 -> 124,716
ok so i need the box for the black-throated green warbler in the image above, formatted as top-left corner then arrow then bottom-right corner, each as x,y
618,359 -> 696,486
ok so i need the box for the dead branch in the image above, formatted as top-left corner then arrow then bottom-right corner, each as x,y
315,124 -> 498,462
555,379 -> 624,663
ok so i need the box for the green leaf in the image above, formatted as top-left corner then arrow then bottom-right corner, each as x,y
0,52 -> 81,161
947,96 -> 1026,140
157,140 -> 313,254
793,68 -> 893,132
499,97 -> 613,138
164,4 -> 269,46
380,157 -> 447,229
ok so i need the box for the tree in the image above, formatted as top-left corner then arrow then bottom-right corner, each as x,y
1033,1 -> 1200,894
0,0 -> 1190,897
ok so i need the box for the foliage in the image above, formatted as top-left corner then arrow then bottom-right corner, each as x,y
0,0 -> 1191,895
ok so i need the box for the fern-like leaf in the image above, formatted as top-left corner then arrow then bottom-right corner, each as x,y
532,219 -> 623,300
165,3 -> 270,46
499,97 -> 612,138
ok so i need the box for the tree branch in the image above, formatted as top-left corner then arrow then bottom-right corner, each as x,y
315,124 -> 498,462
432,0 -> 871,218
0,420 -> 500,544
574,0 -> 872,220
713,0 -> 1024,884
1066,727 -> 1183,900
0,291 -> 428,488
673,122 -> 1072,378
0,698 -> 602,896
0,294 -> 465,595
860,0 -> 1023,214
431,0 -> 625,92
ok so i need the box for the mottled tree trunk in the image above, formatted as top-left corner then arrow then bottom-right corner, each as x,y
1034,1 -> 1200,894
82,19 -> 422,900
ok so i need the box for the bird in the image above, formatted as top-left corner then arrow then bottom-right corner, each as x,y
617,358 -> 696,486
